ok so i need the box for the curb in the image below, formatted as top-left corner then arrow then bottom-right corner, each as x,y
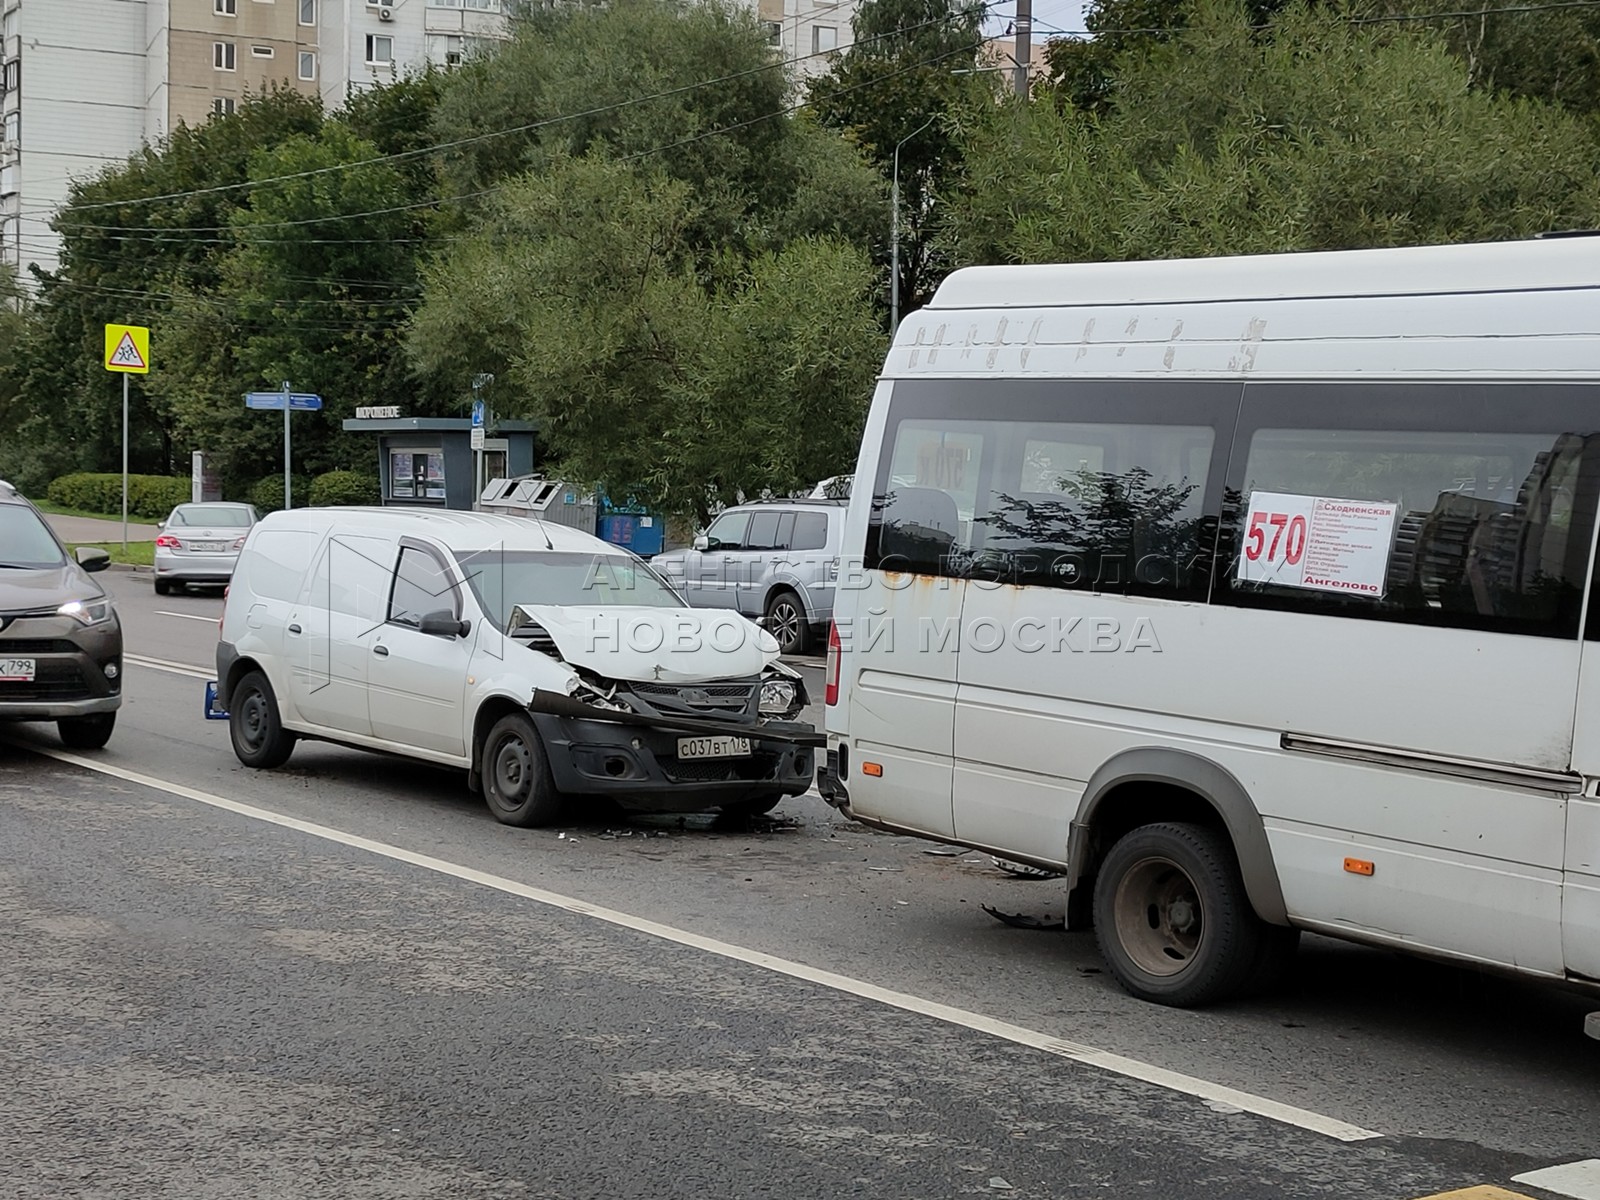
107,563 -> 152,575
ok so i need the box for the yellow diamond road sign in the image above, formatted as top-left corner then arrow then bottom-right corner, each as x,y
104,324 -> 150,374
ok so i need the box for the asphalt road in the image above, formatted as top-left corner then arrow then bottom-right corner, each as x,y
3,572 -> 1598,1199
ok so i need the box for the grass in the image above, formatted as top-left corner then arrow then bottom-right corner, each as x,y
68,541 -> 155,568
32,498 -> 164,523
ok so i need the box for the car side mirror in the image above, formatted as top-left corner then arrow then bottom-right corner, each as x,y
693,534 -> 710,551
75,546 -> 111,573
418,610 -> 470,639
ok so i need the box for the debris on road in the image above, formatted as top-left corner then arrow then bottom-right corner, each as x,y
981,904 -> 1065,932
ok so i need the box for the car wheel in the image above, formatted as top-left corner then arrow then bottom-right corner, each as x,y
719,791 -> 784,819
57,712 -> 115,750
229,670 -> 296,769
153,579 -> 170,596
1092,821 -> 1266,1007
764,590 -> 808,655
481,713 -> 562,827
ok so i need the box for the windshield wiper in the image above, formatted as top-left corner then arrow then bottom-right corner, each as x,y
0,562 -> 40,569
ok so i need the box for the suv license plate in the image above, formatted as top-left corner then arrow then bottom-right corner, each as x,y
677,735 -> 752,760
0,658 -> 36,682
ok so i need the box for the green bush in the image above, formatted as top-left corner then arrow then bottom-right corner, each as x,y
46,473 -> 191,520
250,474 -> 313,515
309,470 -> 378,508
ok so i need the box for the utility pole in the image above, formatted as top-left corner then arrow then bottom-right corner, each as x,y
891,116 -> 937,335
1014,0 -> 1032,98
281,379 -> 292,510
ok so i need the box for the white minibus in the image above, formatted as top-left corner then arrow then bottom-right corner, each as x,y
817,237 -> 1600,1028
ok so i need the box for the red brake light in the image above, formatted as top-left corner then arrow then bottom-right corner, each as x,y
825,621 -> 841,706
155,534 -> 180,548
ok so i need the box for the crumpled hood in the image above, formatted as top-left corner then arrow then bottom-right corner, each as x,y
514,604 -> 779,684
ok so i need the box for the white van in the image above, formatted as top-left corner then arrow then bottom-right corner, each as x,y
212,507 -> 818,825
818,237 -> 1600,1022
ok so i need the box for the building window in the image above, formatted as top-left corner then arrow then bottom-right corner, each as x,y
365,34 -> 394,65
763,20 -> 781,44
0,164 -> 18,198
1,59 -> 18,95
427,0 -> 502,8
211,97 -> 237,115
388,451 -> 445,501
298,51 -> 316,80
213,42 -> 237,71
215,0 -> 237,14
813,25 -> 838,53
2,111 -> 16,146
299,0 -> 316,24
251,45 -> 275,58
368,0 -> 396,8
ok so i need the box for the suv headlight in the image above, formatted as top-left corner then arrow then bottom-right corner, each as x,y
760,679 -> 797,714
57,599 -> 112,626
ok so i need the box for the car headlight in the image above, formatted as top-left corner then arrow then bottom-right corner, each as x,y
760,679 -> 797,714
57,599 -> 112,626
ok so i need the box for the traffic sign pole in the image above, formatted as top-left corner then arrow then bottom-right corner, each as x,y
121,374 -> 128,552
283,380 -> 291,511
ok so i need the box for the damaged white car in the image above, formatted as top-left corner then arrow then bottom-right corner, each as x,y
210,507 -> 820,826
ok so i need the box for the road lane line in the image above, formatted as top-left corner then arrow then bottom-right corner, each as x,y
155,610 -> 220,623
1513,1161 -> 1600,1199
17,744 -> 1382,1144
125,653 -> 213,681
1416,1189 -> 1539,1199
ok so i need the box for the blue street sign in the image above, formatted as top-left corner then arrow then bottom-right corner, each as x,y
244,391 -> 323,411
471,399 -> 485,428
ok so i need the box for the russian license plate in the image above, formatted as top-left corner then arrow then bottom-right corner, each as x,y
677,735 -> 752,760
0,658 -> 36,682
186,540 -> 226,552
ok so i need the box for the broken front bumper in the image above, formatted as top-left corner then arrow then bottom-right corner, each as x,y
526,690 -> 823,810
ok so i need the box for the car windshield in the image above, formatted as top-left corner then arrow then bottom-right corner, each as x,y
171,505 -> 252,527
453,550 -> 685,629
0,503 -> 67,569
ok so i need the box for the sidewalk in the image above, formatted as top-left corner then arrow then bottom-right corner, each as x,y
44,512 -> 161,543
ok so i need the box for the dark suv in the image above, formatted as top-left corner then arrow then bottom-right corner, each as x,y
0,482 -> 122,748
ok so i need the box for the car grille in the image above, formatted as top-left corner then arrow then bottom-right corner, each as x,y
0,663 -> 90,701
627,679 -> 758,720
0,639 -> 79,655
663,755 -> 773,783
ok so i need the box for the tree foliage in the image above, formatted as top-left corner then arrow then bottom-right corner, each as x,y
950,0 -> 1600,267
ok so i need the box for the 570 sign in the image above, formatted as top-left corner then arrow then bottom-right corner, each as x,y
1235,490 -> 1399,597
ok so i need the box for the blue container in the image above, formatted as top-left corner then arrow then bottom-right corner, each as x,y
598,513 -> 665,557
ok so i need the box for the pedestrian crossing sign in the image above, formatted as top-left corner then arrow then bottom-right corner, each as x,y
104,324 -> 150,374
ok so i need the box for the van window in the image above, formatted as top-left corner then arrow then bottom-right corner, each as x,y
306,534 -> 390,622
790,512 -> 828,551
1221,383 -> 1600,639
388,545 -> 461,627
241,529 -> 321,602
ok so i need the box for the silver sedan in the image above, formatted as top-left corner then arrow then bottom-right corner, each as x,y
152,502 -> 259,595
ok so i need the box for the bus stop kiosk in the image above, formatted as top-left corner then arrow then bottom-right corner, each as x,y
343,408 -> 538,510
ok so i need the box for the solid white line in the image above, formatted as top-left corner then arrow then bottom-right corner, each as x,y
155,610 -> 220,624
125,653 -> 213,681
1514,1160 -> 1600,1199
19,745 -> 1380,1145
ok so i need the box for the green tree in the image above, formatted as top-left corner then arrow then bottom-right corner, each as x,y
948,0 -> 1600,267
409,156 -> 883,522
810,0 -> 990,318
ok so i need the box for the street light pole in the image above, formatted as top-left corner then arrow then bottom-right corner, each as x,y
890,115 -> 937,336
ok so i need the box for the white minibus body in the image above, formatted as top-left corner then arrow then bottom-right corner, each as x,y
818,237 -> 1600,1017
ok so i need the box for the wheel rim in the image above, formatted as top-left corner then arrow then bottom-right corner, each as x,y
1111,855 -> 1204,977
770,599 -> 801,648
238,689 -> 267,750
492,732 -> 532,806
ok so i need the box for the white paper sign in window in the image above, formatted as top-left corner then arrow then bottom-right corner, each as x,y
1236,491 -> 1399,598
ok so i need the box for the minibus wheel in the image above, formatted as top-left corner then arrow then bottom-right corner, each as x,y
1092,821 -> 1263,1007
229,670 -> 296,769
482,713 -> 562,828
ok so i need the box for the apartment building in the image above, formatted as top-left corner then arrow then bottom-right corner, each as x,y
0,0 -> 513,283
755,0 -> 859,80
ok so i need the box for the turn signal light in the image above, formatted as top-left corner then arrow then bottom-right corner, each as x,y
862,761 -> 883,777
1343,857 -> 1375,876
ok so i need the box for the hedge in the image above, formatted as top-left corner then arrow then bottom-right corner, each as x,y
309,470 -> 378,508
250,474 -> 313,515
46,473 -> 191,520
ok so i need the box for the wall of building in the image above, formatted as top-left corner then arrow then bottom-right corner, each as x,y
165,0 -> 318,131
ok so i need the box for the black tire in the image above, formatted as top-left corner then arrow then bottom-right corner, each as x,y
58,712 -> 115,750
719,791 -> 784,819
763,590 -> 809,655
1092,821 -> 1266,1007
481,713 -> 563,827
229,670 -> 296,769
153,578 -> 170,596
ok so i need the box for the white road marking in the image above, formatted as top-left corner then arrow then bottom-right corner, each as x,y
155,610 -> 220,623
17,745 -> 1380,1145
125,654 -> 213,682
1513,1161 -> 1600,1198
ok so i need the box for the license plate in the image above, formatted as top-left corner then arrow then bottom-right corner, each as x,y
677,735 -> 752,759
186,541 -> 226,552
0,657 -> 36,682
